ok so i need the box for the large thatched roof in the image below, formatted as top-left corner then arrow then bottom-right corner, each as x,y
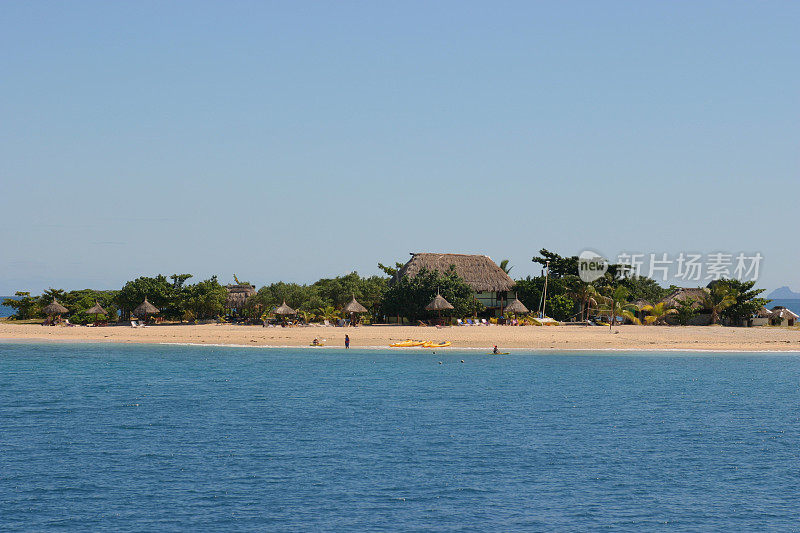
660,288 -> 709,310
85,301 -> 107,315
226,284 -> 256,309
504,298 -> 529,314
133,297 -> 159,316
274,301 -> 296,315
343,296 -> 368,314
42,298 -> 68,315
425,293 -> 454,311
396,253 -> 515,292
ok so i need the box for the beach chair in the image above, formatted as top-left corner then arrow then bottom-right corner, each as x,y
456,319 -> 464,326
323,320 -> 331,327
480,319 -> 488,326
466,319 -> 474,326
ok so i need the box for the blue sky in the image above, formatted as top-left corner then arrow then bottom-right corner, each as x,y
1,1 -> 798,293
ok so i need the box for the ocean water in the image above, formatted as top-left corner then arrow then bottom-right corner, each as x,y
0,296 -> 20,317
2,344 -> 800,531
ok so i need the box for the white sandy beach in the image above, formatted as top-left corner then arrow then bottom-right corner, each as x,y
1,322 -> 799,352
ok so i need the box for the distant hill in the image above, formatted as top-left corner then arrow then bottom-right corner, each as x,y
767,286 -> 800,299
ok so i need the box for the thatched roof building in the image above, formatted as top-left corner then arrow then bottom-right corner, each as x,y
42,298 -> 68,316
343,297 -> 368,314
133,297 -> 159,316
274,301 -> 296,315
425,292 -> 454,311
660,288 -> 709,310
396,253 -> 515,292
225,284 -> 256,309
85,301 -> 107,315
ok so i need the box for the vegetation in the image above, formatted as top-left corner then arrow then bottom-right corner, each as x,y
380,266 -> 481,321
0,248 -> 775,327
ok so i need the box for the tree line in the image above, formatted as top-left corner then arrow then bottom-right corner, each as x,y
2,249 -> 770,325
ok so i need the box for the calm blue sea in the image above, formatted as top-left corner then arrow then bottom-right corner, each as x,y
2,343 -> 800,531
0,296 -> 20,317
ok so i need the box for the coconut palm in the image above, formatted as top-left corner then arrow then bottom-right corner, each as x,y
598,286 -> 637,328
316,306 -> 340,322
640,302 -> 675,325
499,259 -> 513,275
701,284 -> 736,325
568,280 -> 600,322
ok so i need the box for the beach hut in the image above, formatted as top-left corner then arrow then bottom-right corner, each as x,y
425,291 -> 454,325
769,306 -> 799,327
395,253 -> 515,317
85,301 -> 107,325
659,288 -> 711,325
42,298 -> 68,324
225,284 -> 256,314
343,295 -> 368,326
133,297 -> 159,324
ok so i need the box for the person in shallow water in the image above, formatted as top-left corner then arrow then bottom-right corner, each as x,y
345,335 -> 350,349
493,345 -> 499,354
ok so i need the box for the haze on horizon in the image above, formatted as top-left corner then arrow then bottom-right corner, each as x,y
1,1 -> 798,295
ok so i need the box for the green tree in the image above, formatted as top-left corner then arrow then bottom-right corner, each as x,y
640,302 -> 675,325
115,275 -> 174,319
499,259 -> 513,275
701,283 -> 736,325
183,276 -> 227,320
532,249 -> 578,278
718,280 -> 770,325
381,266 -> 480,321
2,292 -> 39,320
673,299 -> 699,325
546,294 -> 576,322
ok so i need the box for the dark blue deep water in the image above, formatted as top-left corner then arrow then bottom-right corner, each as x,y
2,343 -> 800,531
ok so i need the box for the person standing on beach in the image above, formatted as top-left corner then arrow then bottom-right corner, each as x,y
345,335 -> 350,349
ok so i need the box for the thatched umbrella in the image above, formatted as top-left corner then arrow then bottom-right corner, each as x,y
343,295 -> 368,325
273,300 -> 296,324
85,301 -> 107,324
425,291 -> 454,325
504,298 -> 529,315
133,297 -> 159,323
42,298 -> 68,322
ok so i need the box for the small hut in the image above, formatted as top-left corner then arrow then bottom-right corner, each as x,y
42,298 -> 68,323
425,291 -> 454,325
133,297 -> 159,323
769,306 -> 799,327
85,301 -> 107,325
225,284 -> 256,314
343,296 -> 368,326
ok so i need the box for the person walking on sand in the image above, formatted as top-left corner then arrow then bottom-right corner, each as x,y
345,335 -> 350,349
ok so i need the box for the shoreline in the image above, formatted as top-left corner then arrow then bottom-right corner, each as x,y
1,322 -> 799,352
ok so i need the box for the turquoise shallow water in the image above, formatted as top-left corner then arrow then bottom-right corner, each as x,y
1,343 -> 800,531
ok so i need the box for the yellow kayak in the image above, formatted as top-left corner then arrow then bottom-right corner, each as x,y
422,341 -> 451,348
389,340 -> 425,347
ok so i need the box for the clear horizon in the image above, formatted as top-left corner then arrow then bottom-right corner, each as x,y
2,1 -> 798,294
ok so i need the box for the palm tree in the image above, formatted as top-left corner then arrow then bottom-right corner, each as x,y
499,259 -> 513,275
599,286 -> 637,328
701,284 -> 736,325
316,306 -> 340,322
640,302 -> 675,325
568,281 -> 599,322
